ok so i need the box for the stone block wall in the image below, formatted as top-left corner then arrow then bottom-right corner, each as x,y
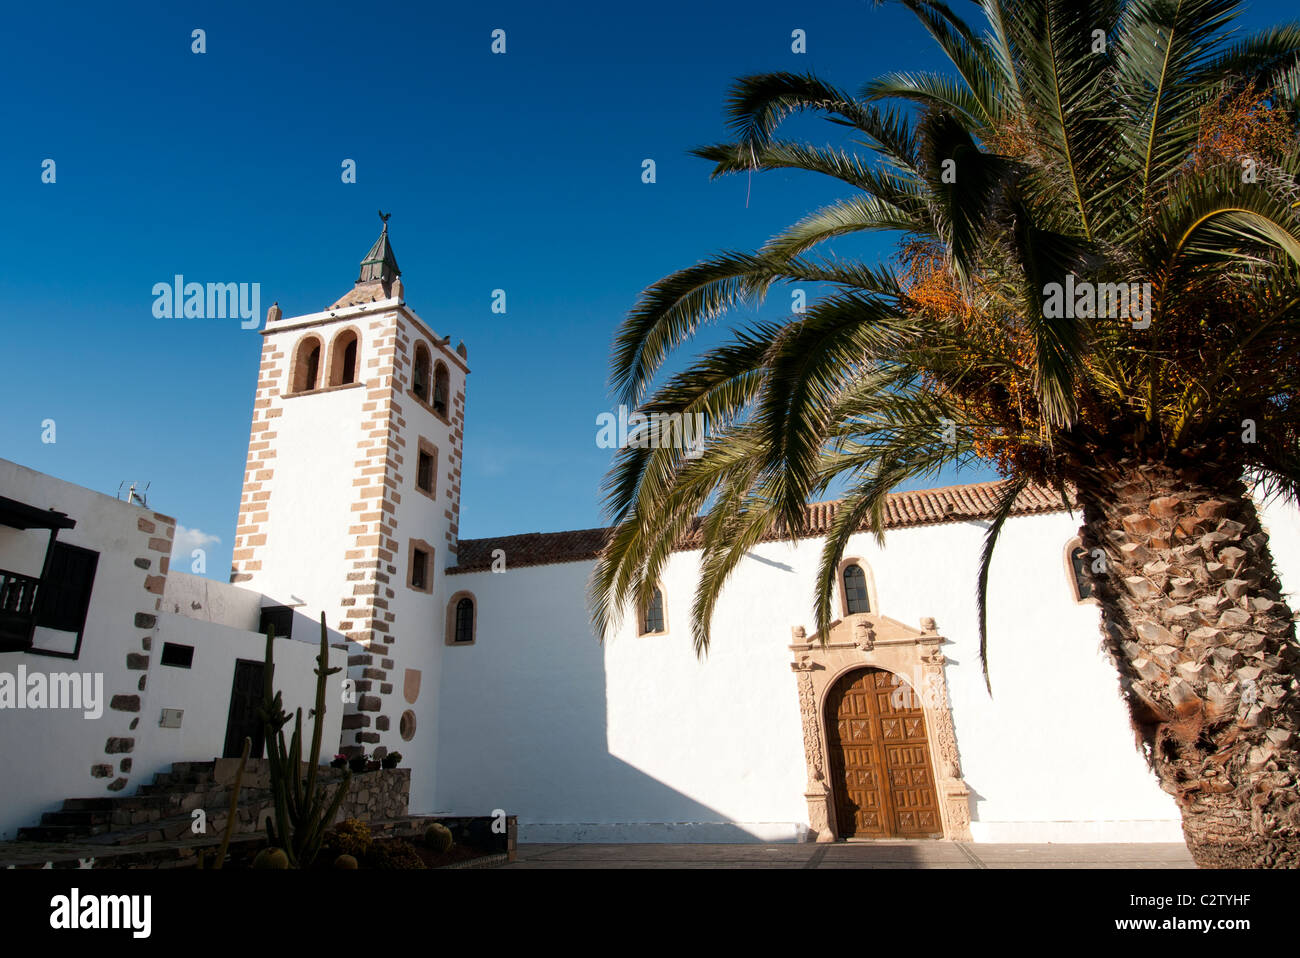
333,766 -> 410,822
212,759 -> 410,829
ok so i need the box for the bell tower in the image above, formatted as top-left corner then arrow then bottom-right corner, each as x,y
229,214 -> 469,805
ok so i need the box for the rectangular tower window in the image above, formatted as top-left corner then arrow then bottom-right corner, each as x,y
407,541 -> 433,593
415,438 -> 438,501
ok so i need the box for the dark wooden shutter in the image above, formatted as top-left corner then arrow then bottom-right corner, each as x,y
35,542 -> 98,635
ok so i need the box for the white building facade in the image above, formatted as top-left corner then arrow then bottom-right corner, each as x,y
0,459 -> 345,840
7,224 -> 1300,845
435,496 -> 1215,844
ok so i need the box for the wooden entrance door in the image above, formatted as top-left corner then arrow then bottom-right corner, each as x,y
827,668 -> 941,838
223,659 -> 266,759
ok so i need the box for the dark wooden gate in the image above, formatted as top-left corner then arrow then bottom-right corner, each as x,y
223,659 -> 266,759
827,668 -> 941,838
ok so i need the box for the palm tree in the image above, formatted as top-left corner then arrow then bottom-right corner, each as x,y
590,0 -> 1300,867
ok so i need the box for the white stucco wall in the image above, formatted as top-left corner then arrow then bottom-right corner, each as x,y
1260,493 -> 1300,610
0,460 -> 167,839
162,572 -> 263,632
433,558 -> 807,841
435,497 -> 1300,844
132,612 -> 346,781
930,513 -> 1183,842
246,374 -> 371,616
0,460 -> 350,839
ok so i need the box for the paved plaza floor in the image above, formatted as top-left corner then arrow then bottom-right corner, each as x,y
0,836 -> 1196,869
505,841 -> 1196,869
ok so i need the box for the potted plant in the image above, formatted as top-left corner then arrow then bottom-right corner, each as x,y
381,751 -> 402,770
330,754 -> 348,770
348,754 -> 368,774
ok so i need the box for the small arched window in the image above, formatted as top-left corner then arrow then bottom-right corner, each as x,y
843,564 -> 871,614
640,587 -> 666,635
304,346 -> 320,391
446,591 -> 477,645
433,362 -> 449,418
1067,540 -> 1096,602
291,335 -> 323,393
454,598 -> 474,644
330,329 -> 359,386
412,344 -> 431,402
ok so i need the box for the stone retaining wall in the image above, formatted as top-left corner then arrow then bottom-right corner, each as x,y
213,759 -> 410,827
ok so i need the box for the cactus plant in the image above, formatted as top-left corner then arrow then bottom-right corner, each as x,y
329,817 -> 372,858
252,847 -> 289,869
198,736 -> 250,869
259,612 -> 352,868
365,838 -> 425,870
332,854 -> 358,869
424,823 -> 454,854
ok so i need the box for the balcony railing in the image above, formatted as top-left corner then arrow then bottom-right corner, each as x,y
0,568 -> 40,648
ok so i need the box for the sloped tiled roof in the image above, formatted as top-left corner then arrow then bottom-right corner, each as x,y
451,527 -> 614,575
447,479 -> 1073,574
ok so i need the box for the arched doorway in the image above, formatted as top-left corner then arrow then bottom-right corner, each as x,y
826,667 -> 942,839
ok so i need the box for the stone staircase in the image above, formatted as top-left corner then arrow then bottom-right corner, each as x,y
17,761 -> 273,846
17,759 -> 411,847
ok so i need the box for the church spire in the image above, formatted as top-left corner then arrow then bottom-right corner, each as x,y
329,211 -> 403,309
358,210 -> 400,284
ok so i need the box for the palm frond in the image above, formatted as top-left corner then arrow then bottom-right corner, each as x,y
975,475 -> 1031,693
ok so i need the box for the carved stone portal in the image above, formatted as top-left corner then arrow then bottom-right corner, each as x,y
790,614 -> 973,842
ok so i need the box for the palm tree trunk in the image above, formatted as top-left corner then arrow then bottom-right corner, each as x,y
1075,457 -> 1300,868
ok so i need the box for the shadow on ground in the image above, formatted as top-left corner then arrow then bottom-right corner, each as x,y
505,841 -> 1196,869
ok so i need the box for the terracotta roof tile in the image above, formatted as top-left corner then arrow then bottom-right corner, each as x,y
450,527 -> 614,575
447,479 -> 1072,574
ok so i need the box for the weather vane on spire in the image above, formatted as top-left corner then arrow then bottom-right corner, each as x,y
378,210 -> 391,230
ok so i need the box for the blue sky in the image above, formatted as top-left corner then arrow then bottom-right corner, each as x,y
0,1 -> 1290,578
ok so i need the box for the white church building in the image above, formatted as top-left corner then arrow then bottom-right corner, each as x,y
5,223 -> 1300,845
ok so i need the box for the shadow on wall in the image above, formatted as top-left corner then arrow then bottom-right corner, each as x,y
433,568 -> 806,843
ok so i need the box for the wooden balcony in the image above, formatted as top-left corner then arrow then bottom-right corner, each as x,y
0,568 -> 39,650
